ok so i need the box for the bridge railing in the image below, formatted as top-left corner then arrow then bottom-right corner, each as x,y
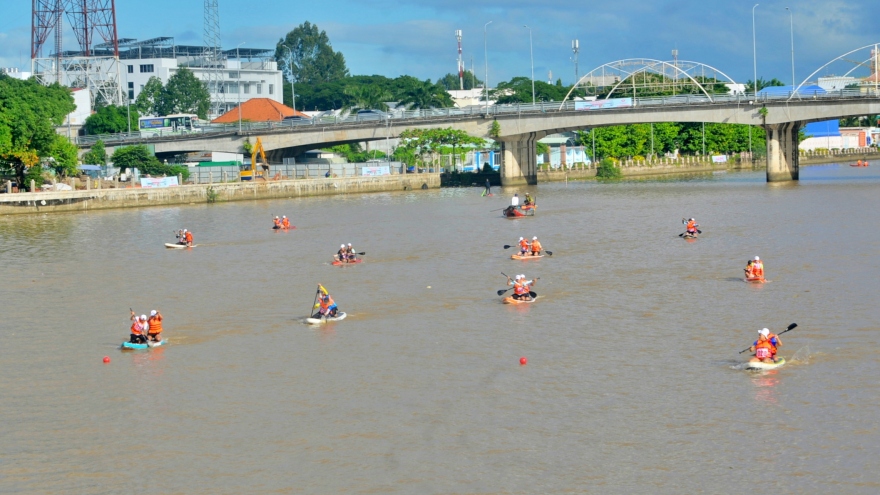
74,88 -> 876,147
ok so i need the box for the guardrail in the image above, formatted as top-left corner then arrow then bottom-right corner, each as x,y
74,88 -> 878,147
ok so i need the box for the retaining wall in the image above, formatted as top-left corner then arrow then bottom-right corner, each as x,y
0,174 -> 440,215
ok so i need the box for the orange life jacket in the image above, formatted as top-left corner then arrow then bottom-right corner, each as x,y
686,221 -> 696,232
753,262 -> 764,277
281,218 -> 290,228
531,241 -> 542,252
320,295 -> 335,310
755,338 -> 774,359
767,333 -> 779,355
148,314 -> 163,334
274,218 -> 281,227
185,232 -> 193,243
519,239 -> 529,250
130,320 -> 143,335
514,281 -> 528,295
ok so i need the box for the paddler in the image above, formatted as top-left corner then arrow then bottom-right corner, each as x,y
524,193 -> 533,206
507,274 -> 536,301
686,218 -> 699,237
511,193 -> 520,207
314,292 -> 339,318
147,310 -> 163,342
749,328 -> 782,364
281,216 -> 291,229
529,236 -> 543,256
752,256 -> 764,279
129,311 -> 148,344
744,259 -> 754,278
346,243 -> 357,261
518,237 -> 530,255
336,244 -> 348,262
176,229 -> 186,245
184,229 -> 193,247
273,216 -> 282,229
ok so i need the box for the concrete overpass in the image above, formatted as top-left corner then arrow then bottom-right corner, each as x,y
91,91 -> 880,185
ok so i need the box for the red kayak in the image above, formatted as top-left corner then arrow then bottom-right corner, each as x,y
744,276 -> 766,283
503,206 -> 530,218
332,258 -> 363,266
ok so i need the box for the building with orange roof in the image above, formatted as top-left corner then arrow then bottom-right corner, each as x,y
211,98 -> 310,123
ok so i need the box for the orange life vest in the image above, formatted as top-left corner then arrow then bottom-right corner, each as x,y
130,320 -> 143,335
686,221 -> 696,232
185,232 -> 193,243
514,281 -> 528,295
148,314 -> 163,334
281,218 -> 290,228
320,295 -> 335,310
753,262 -> 764,277
531,240 -> 542,252
274,218 -> 281,227
767,333 -> 779,355
754,338 -> 774,359
519,239 -> 529,250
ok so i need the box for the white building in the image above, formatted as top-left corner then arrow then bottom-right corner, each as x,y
118,37 -> 283,118
1,67 -> 33,80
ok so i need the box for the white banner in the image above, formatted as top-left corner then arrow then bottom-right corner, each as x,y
362,166 -> 390,176
711,155 -> 728,163
140,176 -> 180,188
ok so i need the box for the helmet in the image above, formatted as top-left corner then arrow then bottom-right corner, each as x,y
275,216 -> 279,219
150,310 -> 157,316
689,218 -> 694,221
282,215 -> 286,218
347,243 -> 352,246
519,237 -> 523,241
140,314 -> 147,321
532,236 -> 538,240
759,328 -> 770,336
754,256 -> 760,261
341,244 -> 346,248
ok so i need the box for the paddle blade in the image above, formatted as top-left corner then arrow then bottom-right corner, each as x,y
787,323 -> 797,330
497,289 -> 508,296
545,251 -> 553,256
503,245 -> 512,249
357,252 -> 366,255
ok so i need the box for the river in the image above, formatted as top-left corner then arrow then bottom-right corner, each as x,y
1,162 -> 879,494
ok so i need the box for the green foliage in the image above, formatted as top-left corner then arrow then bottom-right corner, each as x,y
343,84 -> 392,112
491,77 -> 570,104
206,186 -> 219,203
110,145 -> 188,180
84,105 -> 139,135
398,127 -> 484,167
436,70 -> 483,90
396,77 -> 453,109
489,120 -> 501,139
134,76 -> 164,115
82,140 -> 108,166
133,70 -> 210,119
323,143 -> 387,163
0,75 -> 76,188
25,162 -> 46,190
275,21 -> 350,86
293,74 -> 456,112
47,135 -> 79,177
758,107 -> 769,119
242,138 -> 253,154
536,142 -> 550,155
577,123 -> 765,159
596,158 -> 622,179
745,78 -> 786,94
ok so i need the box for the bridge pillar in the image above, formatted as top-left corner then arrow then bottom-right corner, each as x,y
499,133 -> 540,186
765,122 -> 802,182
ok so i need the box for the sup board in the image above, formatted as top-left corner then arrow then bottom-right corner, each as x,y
502,292 -> 538,304
744,357 -> 785,370
332,258 -> 363,266
744,277 -> 767,283
510,254 -> 544,260
121,339 -> 168,350
165,243 -> 197,249
306,312 -> 347,325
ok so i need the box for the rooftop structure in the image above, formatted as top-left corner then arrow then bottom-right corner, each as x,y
211,98 -> 308,123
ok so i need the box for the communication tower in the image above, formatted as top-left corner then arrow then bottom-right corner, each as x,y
572,39 -> 579,86
203,0 -> 225,116
455,30 -> 463,90
31,0 -> 122,108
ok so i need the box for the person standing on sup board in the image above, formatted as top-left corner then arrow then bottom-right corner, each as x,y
749,328 -> 782,364
483,178 -> 491,196
147,310 -> 164,342
129,311 -> 148,344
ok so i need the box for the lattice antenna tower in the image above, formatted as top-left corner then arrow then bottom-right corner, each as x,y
32,0 -> 122,108
204,0 -> 224,116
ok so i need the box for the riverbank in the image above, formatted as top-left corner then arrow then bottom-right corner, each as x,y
0,173 -> 440,215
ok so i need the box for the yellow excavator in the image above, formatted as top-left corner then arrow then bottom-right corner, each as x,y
240,137 -> 268,180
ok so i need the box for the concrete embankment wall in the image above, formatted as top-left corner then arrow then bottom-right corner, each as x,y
537,161 -> 735,182
800,149 -> 880,166
0,174 -> 440,216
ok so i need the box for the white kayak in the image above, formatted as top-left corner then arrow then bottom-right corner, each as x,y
165,243 -> 197,249
305,312 -> 347,325
744,357 -> 786,370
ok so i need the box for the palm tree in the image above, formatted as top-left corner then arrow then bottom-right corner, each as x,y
342,85 -> 392,112
398,79 -> 454,110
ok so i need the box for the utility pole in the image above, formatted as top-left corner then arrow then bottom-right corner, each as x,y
572,39 -> 580,86
456,30 -> 463,91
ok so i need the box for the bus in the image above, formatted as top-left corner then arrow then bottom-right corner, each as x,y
138,114 -> 202,137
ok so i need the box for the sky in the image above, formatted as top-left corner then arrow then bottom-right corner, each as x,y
2,0 -> 877,87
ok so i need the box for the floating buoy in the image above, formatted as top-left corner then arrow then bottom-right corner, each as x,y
103,356 -> 111,363
520,356 -> 527,365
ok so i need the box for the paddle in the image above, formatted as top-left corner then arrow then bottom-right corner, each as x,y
309,286 -> 321,320
738,323 -> 797,354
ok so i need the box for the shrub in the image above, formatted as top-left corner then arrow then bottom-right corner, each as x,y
596,158 -> 622,179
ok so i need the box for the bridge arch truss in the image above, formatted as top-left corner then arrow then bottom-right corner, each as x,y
793,42 -> 880,99
560,58 -> 739,108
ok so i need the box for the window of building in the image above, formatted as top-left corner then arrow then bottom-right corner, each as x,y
243,83 -> 250,95
229,71 -> 239,79
140,84 -> 144,91
127,81 -> 134,101
127,65 -> 133,74
257,83 -> 262,94
269,84 -> 274,95
139,64 -> 154,73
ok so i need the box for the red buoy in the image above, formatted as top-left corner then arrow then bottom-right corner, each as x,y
520,356 -> 527,365
103,356 -> 111,363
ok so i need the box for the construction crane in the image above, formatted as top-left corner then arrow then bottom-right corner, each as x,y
241,137 -> 268,180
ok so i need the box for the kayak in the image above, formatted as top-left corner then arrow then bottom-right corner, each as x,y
744,276 -> 766,283
510,254 -> 543,260
305,312 -> 347,325
165,243 -> 197,249
745,357 -> 785,370
121,339 -> 168,350
332,258 -> 363,266
272,226 -> 295,230
682,233 -> 698,239
503,207 -> 526,218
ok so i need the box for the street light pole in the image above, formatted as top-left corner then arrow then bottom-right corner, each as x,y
125,66 -> 131,134
752,4 -> 759,97
484,21 -> 492,113
237,41 -> 246,133
524,25 -> 535,104
786,7 -> 795,92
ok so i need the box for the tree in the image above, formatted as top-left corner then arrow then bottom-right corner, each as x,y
110,145 -> 189,179
135,76 -> 164,115
492,77 -> 570,104
158,68 -> 211,119
82,140 -> 108,165
84,105 -> 139,135
397,78 -> 453,109
0,75 -> 75,189
46,135 -> 79,177
275,21 -> 349,86
398,128 -> 483,168
436,70 -> 483,90
745,78 -> 785,94
343,85 -> 392,112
